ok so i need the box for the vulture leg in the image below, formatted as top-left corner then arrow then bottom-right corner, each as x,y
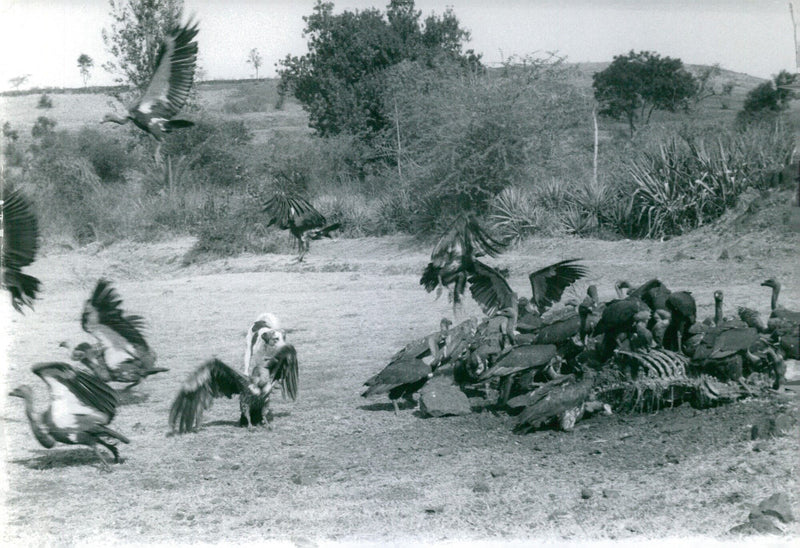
154,142 -> 164,167
92,444 -> 113,472
392,399 -> 400,415
97,438 -> 120,464
249,405 -> 264,428
239,413 -> 250,428
121,378 -> 142,392
497,376 -> 513,406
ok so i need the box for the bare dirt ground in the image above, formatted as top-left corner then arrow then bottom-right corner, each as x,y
2,199 -> 800,546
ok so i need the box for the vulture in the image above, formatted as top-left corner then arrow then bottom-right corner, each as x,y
66,341 -> 167,391
663,291 -> 697,354
762,278 -> 800,324
592,292 -> 651,361
362,318 -> 476,413
262,193 -> 341,262
626,279 -> 671,313
528,259 -> 589,315
420,213 -> 507,314
101,18 -> 199,160
513,372 -> 609,433
9,362 -> 129,471
170,347 -> 299,433
80,278 -> 160,389
2,188 -> 41,312
243,312 -> 287,375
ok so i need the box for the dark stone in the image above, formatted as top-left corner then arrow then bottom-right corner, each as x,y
751,418 -> 778,440
490,467 -> 507,478
759,492 -> 795,523
581,488 -> 594,500
472,481 -> 490,494
748,515 -> 783,534
665,451 -> 680,464
603,489 -> 620,499
718,249 -> 730,260
419,376 -> 471,417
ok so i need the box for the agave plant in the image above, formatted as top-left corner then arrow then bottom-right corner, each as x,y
489,186 -> 543,242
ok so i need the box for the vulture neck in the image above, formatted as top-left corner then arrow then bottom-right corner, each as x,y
770,283 -> 781,311
18,392 -> 56,448
104,114 -> 129,125
614,283 -> 625,300
714,298 -> 723,326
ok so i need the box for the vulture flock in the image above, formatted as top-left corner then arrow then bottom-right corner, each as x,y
362,213 -> 798,433
2,16 -> 797,472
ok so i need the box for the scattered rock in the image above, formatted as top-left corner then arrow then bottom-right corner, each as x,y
725,492 -> 745,504
751,414 -> 797,440
419,376 -> 471,417
490,467 -> 507,478
290,471 -> 316,486
581,488 -> 594,500
718,249 -> 730,260
472,481 -> 490,494
548,510 -> 570,521
424,505 -> 445,514
602,489 -> 620,499
435,447 -> 454,457
230,464 -> 240,471
759,492 -> 795,523
747,514 -> 783,535
673,251 -> 689,261
665,451 -> 680,464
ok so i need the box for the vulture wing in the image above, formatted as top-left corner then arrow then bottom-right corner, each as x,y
169,358 -> 249,433
468,259 -> 516,317
514,373 -> 595,433
528,259 -> 588,314
134,20 -> 199,121
34,362 -> 118,424
267,344 -> 299,401
81,279 -> 152,369
2,188 -> 41,311
263,193 -> 326,231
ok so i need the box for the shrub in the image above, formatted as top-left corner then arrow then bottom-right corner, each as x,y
31,116 -> 57,139
37,93 -> 53,108
622,121 -> 795,238
74,128 -> 134,182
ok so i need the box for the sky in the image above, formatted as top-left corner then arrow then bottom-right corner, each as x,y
0,0 -> 796,91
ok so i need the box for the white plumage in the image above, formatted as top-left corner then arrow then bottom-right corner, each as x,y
243,313 -> 287,375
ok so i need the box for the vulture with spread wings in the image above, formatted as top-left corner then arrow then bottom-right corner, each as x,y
420,213 -> 508,314
9,362 -> 129,470
263,193 -> 341,261
2,188 -> 41,312
528,259 -> 589,315
80,278 -> 161,389
101,19 -> 199,158
169,346 -> 299,433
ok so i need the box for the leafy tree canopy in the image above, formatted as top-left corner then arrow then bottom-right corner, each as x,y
592,50 -> 697,136
278,0 -> 480,137
102,0 -> 183,92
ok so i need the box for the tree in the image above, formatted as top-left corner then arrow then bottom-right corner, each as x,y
77,54 -> 94,86
102,0 -> 183,92
278,0 -> 479,138
691,64 -> 733,108
592,50 -> 697,136
737,70 -> 798,125
246,48 -> 263,79
8,74 -> 30,90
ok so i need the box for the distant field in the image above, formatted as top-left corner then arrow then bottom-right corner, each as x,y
0,79 -> 311,145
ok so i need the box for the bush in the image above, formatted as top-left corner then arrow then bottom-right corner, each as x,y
620,121 -> 795,238
37,93 -> 53,109
74,128 -> 134,182
31,116 -> 57,139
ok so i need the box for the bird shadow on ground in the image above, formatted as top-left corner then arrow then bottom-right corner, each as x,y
358,401 -> 415,413
12,449 -> 122,471
116,391 -> 151,406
